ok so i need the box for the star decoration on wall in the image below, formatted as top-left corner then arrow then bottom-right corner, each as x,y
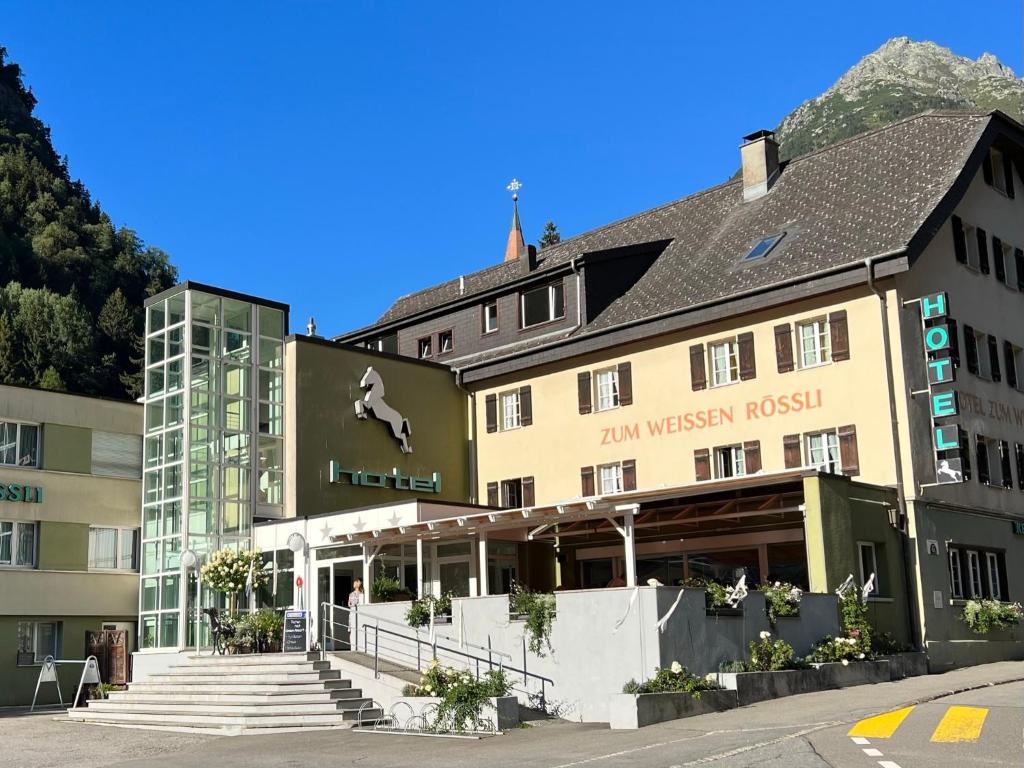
351,517 -> 366,532
387,512 -> 402,528
319,523 -> 333,541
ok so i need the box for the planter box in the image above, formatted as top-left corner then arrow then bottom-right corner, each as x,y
811,660 -> 890,688
608,689 -> 737,730
715,669 -> 825,705
878,652 -> 927,680
388,696 -> 519,731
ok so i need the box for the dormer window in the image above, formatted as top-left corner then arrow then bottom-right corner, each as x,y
743,232 -> 785,261
520,283 -> 564,328
985,147 -> 1015,198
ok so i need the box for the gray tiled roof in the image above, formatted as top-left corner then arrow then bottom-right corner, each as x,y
366,111 -> 994,337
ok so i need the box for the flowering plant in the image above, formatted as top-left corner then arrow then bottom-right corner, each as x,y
200,548 -> 269,597
402,659 -> 511,732
806,635 -> 868,664
746,631 -> 802,671
622,661 -> 723,697
759,582 -> 803,625
960,599 -> 1024,634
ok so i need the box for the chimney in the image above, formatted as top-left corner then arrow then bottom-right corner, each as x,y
740,130 -> 780,202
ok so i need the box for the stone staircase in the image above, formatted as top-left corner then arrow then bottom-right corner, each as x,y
66,653 -> 383,734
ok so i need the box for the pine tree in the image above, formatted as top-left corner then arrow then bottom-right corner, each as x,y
39,366 -> 65,391
539,221 -> 561,249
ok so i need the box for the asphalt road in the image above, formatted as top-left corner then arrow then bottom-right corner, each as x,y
3,661 -> 1021,768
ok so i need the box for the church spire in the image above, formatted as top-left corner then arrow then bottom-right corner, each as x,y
504,178 -> 525,262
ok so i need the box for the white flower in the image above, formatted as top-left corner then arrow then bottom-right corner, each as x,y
857,653 -> 865,660
759,631 -> 771,640
773,581 -> 781,588
705,673 -> 717,683
842,659 -> 850,666
670,661 -> 683,674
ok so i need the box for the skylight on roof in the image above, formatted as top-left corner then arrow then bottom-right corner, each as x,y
743,232 -> 785,261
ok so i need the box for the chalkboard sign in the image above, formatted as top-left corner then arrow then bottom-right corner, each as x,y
283,610 -> 308,653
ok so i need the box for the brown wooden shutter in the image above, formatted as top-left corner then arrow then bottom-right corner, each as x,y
983,151 -> 995,186
993,236 -> 1006,283
976,435 -> 990,485
694,448 -> 711,482
689,344 -> 707,390
829,310 -> 850,361
952,216 -> 967,264
580,466 -> 595,496
737,332 -> 756,381
743,440 -> 762,474
783,434 -> 802,469
617,362 -> 633,406
838,424 -> 859,476
964,324 -> 979,374
959,430 -> 972,482
485,394 -> 498,433
1003,152 -> 1015,198
519,386 -> 533,426
522,476 -> 535,506
774,324 -> 794,373
577,372 -> 592,414
947,318 -> 961,368
486,482 -> 499,506
1005,341 -> 1018,389
977,228 -> 990,274
622,460 -> 636,491
1000,442 -> 1013,489
988,335 -> 1001,382
1016,249 -> 1024,292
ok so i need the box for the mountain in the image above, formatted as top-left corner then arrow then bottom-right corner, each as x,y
0,47 -> 176,399
774,37 -> 1024,160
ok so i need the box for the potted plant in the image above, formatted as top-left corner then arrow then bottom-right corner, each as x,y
200,548 -> 270,614
759,582 -> 803,625
959,599 -> 1023,634
612,662 -> 733,729
509,584 -> 556,657
405,592 -> 453,627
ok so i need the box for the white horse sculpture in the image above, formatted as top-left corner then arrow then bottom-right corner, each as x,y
354,366 -> 412,453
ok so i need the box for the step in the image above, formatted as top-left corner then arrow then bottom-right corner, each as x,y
68,708 -> 383,727
176,653 -> 314,666
108,689 -> 364,704
125,679 -> 353,694
85,699 -> 373,715
146,671 -> 340,684
160,662 -> 331,675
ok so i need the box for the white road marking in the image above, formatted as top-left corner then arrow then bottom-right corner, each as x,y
878,761 -> 903,768
863,748 -> 883,756
851,737 -> 871,745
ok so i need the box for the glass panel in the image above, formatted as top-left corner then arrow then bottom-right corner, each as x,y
148,334 -> 165,365
259,470 -> 283,505
189,500 -> 215,534
222,466 -> 250,500
258,403 -> 283,436
223,299 -> 252,331
189,463 -> 216,499
160,612 -> 179,648
147,366 -> 165,396
147,303 -> 165,333
315,545 -> 362,560
189,427 -> 215,463
224,365 -> 250,398
191,324 -> 216,356
224,398 -> 249,431
163,463 -> 182,499
224,330 -> 251,362
166,357 -> 183,391
258,306 -> 285,338
142,540 -> 160,574
90,527 -> 117,569
223,432 -> 250,464
144,470 -> 160,504
259,338 -> 284,369
167,293 -> 186,326
191,293 -> 220,325
141,578 -> 159,611
143,505 -> 160,539
439,561 -> 471,597
191,356 -> 218,391
163,500 -> 181,536
18,425 -> 38,466
0,520 -> 12,563
16,523 -> 35,565
259,370 -> 283,403
436,542 -> 471,557
162,537 -> 181,570
145,400 -> 163,433
0,422 -> 15,465
140,615 -> 158,649
145,436 -> 161,468
223,501 -> 249,535
165,429 -> 183,463
167,325 -> 185,358
258,437 -> 283,472
161,574 -> 180,610
165,393 -> 184,428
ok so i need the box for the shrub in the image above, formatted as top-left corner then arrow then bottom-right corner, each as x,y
372,571 -> 403,603
806,635 -> 868,664
747,631 -> 802,671
960,599 -> 1024,634
509,584 -> 556,657
404,659 -> 511,732
405,593 -> 453,627
871,632 -> 908,655
681,578 -> 732,611
760,582 -> 803,625
201,548 -> 269,598
839,591 -> 872,655
718,659 -> 749,673
622,662 -> 722,696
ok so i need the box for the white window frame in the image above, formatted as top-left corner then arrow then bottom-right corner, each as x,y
965,224 -> 981,270
797,318 -> 831,368
1000,240 -> 1017,289
483,302 -> 498,334
714,445 -> 745,479
0,520 -> 37,567
805,430 -> 840,473
438,330 -> 453,355
499,391 -> 521,431
417,337 -> 432,359
88,526 -> 140,571
595,368 -> 620,412
520,284 -> 564,329
966,550 -> 982,598
17,620 -> 60,665
598,463 -> 624,495
0,420 -> 40,468
709,339 -> 740,387
949,549 -> 963,599
857,541 -> 880,596
972,329 -> 992,379
985,552 -> 1002,600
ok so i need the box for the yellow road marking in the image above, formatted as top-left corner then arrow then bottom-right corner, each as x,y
847,706 -> 915,738
930,705 -> 988,743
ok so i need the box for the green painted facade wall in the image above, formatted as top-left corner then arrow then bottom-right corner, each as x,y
37,521 -> 90,571
40,424 -> 92,475
803,475 -> 912,648
291,338 -> 471,514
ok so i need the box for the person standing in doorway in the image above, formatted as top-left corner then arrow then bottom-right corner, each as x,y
345,578 -> 364,651
348,579 -> 364,609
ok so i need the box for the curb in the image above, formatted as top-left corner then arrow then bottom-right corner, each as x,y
898,675 -> 1024,708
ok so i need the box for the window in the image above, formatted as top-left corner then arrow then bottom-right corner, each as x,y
0,520 -> 36,567
88,527 -> 139,570
805,431 -> 840,473
949,549 -> 963,599
966,550 -> 983,597
797,319 -> 831,368
998,239 -> 1017,288
976,436 -> 1010,487
417,337 -> 432,359
0,421 -> 39,467
438,330 -> 453,355
715,445 -> 745,479
1008,342 -> 1023,390
366,334 -> 397,354
986,552 -> 1002,600
598,463 -> 624,494
500,391 -> 521,431
483,302 -> 498,334
966,328 -> 991,378
743,232 -> 785,261
501,479 -> 522,508
17,621 -> 59,665
858,542 -> 880,596
595,369 -> 620,411
520,283 -> 564,328
709,339 -> 740,386
990,148 -> 1009,195
964,224 -> 981,269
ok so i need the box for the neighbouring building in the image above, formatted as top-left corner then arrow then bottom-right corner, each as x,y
0,385 -> 142,706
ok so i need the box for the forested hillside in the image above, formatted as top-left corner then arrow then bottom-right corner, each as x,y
0,46 -> 176,399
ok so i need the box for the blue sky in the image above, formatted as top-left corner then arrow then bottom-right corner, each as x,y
4,2 -> 1021,334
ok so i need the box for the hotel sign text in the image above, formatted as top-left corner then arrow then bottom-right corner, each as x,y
919,292 -> 964,484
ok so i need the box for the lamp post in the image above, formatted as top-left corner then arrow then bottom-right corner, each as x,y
180,548 -> 200,655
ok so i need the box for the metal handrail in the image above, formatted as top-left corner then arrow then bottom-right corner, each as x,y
360,608 -> 514,662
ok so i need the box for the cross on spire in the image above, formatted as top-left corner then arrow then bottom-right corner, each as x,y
507,178 -> 522,201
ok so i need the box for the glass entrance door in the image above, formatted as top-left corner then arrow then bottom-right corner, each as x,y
316,560 -> 360,650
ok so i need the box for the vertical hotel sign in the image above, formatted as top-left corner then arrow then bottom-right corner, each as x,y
919,292 -> 964,483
